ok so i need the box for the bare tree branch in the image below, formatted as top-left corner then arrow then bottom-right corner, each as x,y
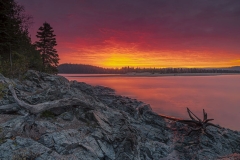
187,107 -> 201,122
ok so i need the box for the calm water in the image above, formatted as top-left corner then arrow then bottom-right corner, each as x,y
60,74 -> 240,131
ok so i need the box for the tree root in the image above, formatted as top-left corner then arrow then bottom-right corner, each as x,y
7,85 -> 96,114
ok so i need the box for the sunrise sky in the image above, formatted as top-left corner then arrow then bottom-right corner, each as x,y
16,0 -> 240,68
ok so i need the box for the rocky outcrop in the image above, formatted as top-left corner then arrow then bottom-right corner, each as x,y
0,70 -> 240,160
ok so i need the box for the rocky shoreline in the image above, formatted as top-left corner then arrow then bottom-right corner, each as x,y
0,70 -> 240,160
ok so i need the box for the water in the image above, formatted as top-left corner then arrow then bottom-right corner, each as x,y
60,74 -> 240,131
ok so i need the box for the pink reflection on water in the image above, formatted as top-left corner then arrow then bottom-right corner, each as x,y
60,74 -> 240,131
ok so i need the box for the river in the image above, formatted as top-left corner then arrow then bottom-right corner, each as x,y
60,74 -> 240,131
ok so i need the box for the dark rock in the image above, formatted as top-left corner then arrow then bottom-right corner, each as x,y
60,112 -> 74,121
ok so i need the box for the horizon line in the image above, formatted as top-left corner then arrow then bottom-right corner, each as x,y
58,63 -> 240,69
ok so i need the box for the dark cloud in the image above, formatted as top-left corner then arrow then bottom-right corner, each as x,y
16,0 -> 240,63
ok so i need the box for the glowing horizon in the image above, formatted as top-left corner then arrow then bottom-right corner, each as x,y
59,45 -> 240,68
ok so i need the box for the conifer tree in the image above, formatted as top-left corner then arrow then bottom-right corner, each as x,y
0,0 -> 29,60
35,22 -> 59,73
0,0 -> 42,77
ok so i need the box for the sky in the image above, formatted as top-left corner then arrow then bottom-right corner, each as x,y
16,0 -> 240,68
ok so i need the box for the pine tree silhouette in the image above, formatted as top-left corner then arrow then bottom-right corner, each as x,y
35,22 -> 59,73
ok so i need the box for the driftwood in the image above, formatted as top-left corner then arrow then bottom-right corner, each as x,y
178,108 -> 221,136
5,85 -> 95,114
158,114 -> 182,121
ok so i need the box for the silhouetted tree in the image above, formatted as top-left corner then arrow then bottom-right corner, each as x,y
57,64 -> 240,74
35,22 -> 59,73
0,0 -> 43,77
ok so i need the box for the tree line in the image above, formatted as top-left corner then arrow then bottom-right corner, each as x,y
0,0 -> 59,77
58,64 -> 240,74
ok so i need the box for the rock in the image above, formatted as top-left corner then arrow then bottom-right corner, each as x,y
0,70 -> 240,159
0,137 -> 51,160
60,112 -> 74,121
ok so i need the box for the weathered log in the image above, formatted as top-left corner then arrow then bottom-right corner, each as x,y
8,85 -> 97,114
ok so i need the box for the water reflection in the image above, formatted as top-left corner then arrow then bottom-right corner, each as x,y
60,74 -> 240,131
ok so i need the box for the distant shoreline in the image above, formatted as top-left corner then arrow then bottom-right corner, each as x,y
59,72 -> 240,77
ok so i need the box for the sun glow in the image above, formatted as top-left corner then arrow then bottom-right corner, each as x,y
59,41 -> 240,68
102,54 -> 135,68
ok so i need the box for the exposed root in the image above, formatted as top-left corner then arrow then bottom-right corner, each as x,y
178,108 -> 221,136
8,85 -> 95,114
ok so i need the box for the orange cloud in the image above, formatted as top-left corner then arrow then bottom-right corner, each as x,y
58,40 -> 240,68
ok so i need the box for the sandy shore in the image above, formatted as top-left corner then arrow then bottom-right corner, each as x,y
61,72 -> 240,77
125,72 -> 240,77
